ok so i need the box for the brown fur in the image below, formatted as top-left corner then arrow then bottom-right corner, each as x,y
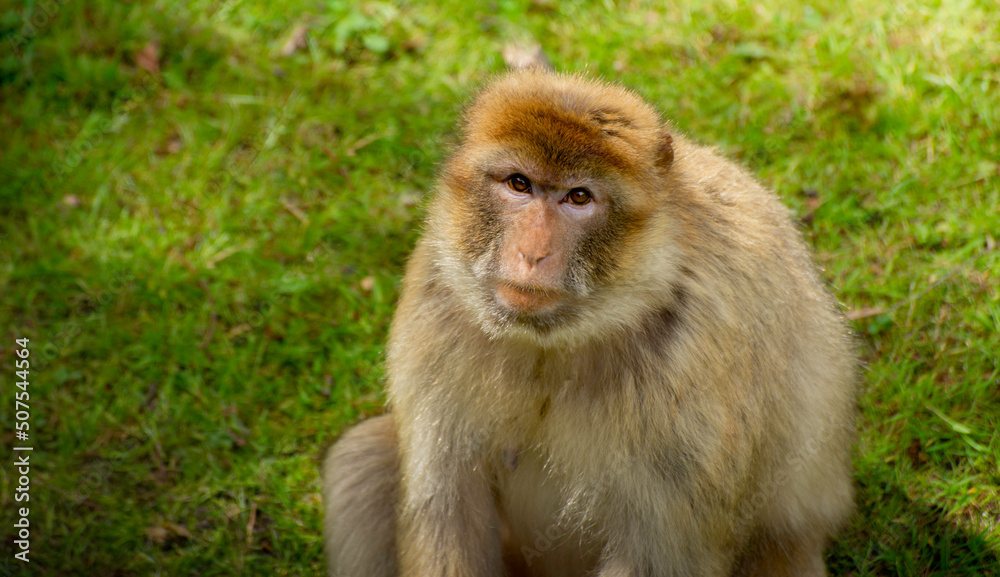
323,68 -> 857,577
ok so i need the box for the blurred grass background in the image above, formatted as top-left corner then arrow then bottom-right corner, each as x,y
0,0 -> 998,575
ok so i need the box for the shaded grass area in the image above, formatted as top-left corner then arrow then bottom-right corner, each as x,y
0,0 -> 997,575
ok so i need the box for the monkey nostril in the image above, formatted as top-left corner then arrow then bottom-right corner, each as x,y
519,251 -> 548,268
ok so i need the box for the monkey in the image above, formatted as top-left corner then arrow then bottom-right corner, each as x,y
323,67 -> 857,577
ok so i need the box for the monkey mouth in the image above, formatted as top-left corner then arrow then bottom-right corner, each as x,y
495,282 -> 561,314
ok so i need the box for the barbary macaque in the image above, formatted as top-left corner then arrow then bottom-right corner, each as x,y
323,68 -> 857,577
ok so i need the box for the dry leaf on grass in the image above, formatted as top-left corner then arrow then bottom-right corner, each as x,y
280,25 -> 308,57
135,41 -> 160,75
501,41 -> 551,71
147,522 -> 191,545
846,307 -> 886,320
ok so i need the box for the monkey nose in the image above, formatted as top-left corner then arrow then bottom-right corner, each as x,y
518,250 -> 549,269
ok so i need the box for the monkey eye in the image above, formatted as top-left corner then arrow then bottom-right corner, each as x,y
507,174 -> 532,193
567,188 -> 592,205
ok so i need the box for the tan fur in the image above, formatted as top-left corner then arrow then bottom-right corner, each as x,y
323,68 -> 857,577
322,415 -> 398,577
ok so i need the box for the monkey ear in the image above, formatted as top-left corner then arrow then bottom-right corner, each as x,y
655,132 -> 674,171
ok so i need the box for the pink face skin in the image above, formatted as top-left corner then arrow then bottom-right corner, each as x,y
491,172 -> 606,315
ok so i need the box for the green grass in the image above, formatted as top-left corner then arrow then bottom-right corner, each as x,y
1,0 -> 998,575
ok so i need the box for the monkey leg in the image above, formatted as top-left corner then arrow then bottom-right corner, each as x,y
322,414 -> 399,577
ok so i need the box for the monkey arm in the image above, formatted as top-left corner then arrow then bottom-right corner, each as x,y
388,254 -> 506,577
394,409 -> 504,577
592,505 -> 736,577
583,450 -> 739,577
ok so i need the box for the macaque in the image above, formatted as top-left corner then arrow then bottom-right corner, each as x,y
323,68 -> 857,577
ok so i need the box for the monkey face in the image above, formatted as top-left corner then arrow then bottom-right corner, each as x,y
444,152 -> 636,337
487,170 -> 606,313
434,71 -> 672,340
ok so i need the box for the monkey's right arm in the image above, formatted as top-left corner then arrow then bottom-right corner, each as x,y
394,416 -> 504,577
388,247 -> 505,577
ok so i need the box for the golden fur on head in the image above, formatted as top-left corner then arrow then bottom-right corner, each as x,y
457,70 -> 667,178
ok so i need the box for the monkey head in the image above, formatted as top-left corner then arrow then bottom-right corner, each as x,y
430,70 -> 677,344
